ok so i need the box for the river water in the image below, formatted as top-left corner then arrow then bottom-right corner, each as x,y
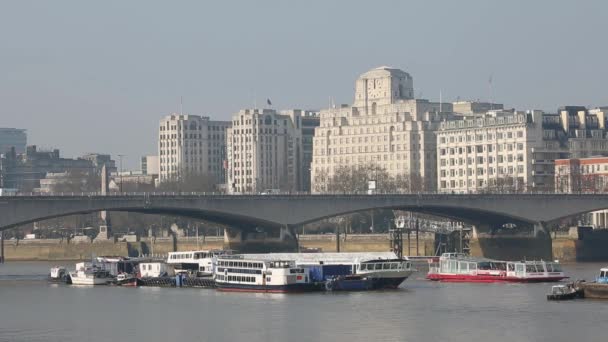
0,262 -> 607,342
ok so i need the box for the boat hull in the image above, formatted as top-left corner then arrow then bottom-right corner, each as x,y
581,282 -> 608,299
216,282 -> 322,293
69,274 -> 112,286
427,273 -> 567,283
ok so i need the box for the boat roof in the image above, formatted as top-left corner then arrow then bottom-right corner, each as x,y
241,252 -> 400,264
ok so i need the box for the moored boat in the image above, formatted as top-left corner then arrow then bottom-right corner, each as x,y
214,256 -> 321,293
427,253 -> 567,283
546,283 -> 584,300
167,249 -> 232,277
69,262 -> 114,285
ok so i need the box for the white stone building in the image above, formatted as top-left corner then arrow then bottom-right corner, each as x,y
158,114 -> 230,185
310,66 -> 451,193
437,106 -> 608,193
226,109 -> 299,193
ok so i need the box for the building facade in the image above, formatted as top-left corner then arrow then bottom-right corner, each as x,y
141,155 -> 159,176
226,108 -> 305,193
437,106 -> 608,193
158,114 -> 230,185
0,128 -> 27,155
0,145 -> 95,192
555,157 -> 608,228
310,66 -> 450,193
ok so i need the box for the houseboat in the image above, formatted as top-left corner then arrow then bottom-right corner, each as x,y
167,249 -> 232,276
427,253 -> 567,283
355,258 -> 414,289
214,256 -> 321,293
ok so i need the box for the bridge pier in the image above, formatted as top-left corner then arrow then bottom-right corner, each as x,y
223,225 -> 299,253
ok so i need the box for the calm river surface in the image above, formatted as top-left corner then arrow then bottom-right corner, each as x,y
1,262 -> 607,342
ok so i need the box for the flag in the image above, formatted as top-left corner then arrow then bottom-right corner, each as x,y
267,98 -> 272,106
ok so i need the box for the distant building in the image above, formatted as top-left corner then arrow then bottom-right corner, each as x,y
0,145 -> 95,192
158,114 -> 230,185
79,153 -> 116,175
311,66 -> 451,193
0,128 -> 27,155
226,108 -> 304,193
555,156 -> 608,228
452,101 -> 503,115
110,171 -> 157,192
280,109 -> 320,192
141,155 -> 159,176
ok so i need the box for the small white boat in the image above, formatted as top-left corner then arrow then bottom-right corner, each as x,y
69,262 -> 113,285
48,266 -> 67,282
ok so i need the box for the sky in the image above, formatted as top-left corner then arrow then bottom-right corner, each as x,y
1,0 -> 607,169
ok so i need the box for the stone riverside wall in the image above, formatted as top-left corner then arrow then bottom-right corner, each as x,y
2,235 -> 435,261
6,234 -> 604,262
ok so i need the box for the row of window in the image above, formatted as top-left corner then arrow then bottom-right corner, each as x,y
217,260 -> 264,269
216,275 -> 257,283
440,154 -> 525,167
440,143 -> 524,156
439,130 -> 524,144
440,165 -> 525,178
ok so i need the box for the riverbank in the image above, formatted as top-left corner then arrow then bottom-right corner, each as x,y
3,232 -> 608,262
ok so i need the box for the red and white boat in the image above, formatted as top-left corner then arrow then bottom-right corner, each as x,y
427,253 -> 567,283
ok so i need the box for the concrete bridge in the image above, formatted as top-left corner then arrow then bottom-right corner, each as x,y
1,193 -> 607,230
2,193 -> 607,254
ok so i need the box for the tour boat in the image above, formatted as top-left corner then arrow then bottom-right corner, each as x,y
69,262 -> 114,285
427,253 -> 567,283
354,258 -> 414,289
243,252 -> 415,290
167,249 -> 233,276
214,256 -> 321,293
48,266 -> 68,282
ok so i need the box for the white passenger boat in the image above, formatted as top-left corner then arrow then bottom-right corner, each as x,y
427,253 -> 568,283
167,249 -> 233,276
243,252 -> 415,289
214,256 -> 320,293
69,262 -> 113,285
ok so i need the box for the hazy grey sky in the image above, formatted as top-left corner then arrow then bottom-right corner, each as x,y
1,0 -> 607,168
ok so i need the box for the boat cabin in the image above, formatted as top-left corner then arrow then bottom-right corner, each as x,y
167,249 -> 232,276
139,262 -> 175,278
598,267 -> 608,284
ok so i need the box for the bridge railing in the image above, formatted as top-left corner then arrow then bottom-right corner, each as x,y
2,190 -> 602,197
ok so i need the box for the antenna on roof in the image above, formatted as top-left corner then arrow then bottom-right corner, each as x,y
439,90 -> 442,114
180,96 -> 183,115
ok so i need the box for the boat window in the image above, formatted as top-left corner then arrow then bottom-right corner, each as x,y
390,263 -> 398,269
508,264 -> 515,272
526,264 -> 538,273
469,262 -> 477,270
459,262 -> 468,273
360,264 -> 367,271
546,263 -> 553,272
552,264 -> 562,272
383,263 -> 390,270
601,271 -> 606,277
374,264 -> 382,270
